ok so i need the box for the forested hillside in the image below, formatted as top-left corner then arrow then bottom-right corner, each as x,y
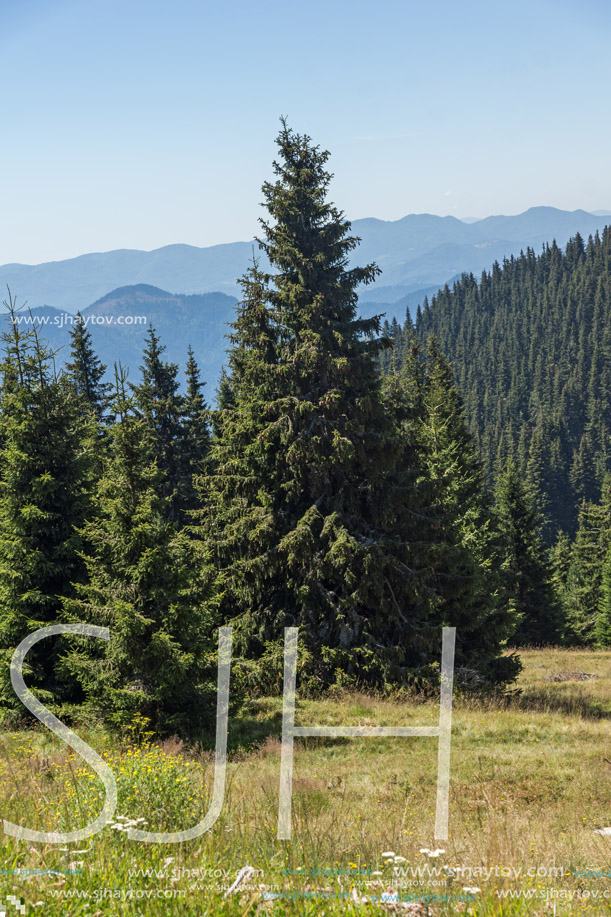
380,230 -> 611,538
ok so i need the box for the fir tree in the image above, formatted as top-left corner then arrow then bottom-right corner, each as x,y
550,530 -> 572,626
597,478 -> 611,645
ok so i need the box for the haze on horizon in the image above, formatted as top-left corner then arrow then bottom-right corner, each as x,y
1,0 -> 610,265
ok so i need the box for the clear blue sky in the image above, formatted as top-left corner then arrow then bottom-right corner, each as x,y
1,0 -> 610,264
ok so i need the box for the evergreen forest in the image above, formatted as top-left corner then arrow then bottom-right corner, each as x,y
2,122 -> 611,738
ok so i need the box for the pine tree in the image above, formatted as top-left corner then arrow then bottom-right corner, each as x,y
0,293 -> 96,711
203,124 -> 423,687
495,460 -> 564,645
62,365 -> 219,735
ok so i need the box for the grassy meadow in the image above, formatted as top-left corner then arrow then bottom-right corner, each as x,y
2,648 -> 611,915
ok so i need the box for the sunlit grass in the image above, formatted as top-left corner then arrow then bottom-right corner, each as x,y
2,649 -> 611,914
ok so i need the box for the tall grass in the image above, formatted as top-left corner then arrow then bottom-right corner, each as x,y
2,649 -> 611,914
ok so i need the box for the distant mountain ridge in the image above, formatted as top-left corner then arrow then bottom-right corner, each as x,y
1,207 -> 609,313
0,285 -> 238,393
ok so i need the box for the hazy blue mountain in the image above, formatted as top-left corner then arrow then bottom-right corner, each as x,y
0,242 -> 252,312
0,285 -> 238,393
1,207 -> 609,312
2,280 -> 455,392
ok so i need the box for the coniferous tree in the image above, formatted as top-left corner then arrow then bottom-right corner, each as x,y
203,124 -> 424,688
596,478 -> 611,645
131,331 -> 211,524
180,346 -> 211,513
62,365 -> 219,735
565,499 -> 607,644
418,339 -> 520,683
65,314 -> 111,420
132,327 -> 185,522
202,123 -> 518,690
550,530 -> 572,627
495,460 -> 564,645
597,545 -> 611,647
0,294 -> 96,711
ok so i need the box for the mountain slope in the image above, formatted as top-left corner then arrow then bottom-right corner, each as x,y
380,229 -> 611,538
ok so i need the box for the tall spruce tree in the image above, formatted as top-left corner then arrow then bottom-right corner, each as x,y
495,460 -> 564,645
418,338 -> 520,683
596,478 -> 611,646
132,327 -> 188,522
564,478 -> 611,645
65,314 -> 111,420
181,346 -> 211,513
62,365 -> 219,735
0,294 -> 96,711
565,500 -> 607,644
597,546 -> 611,647
550,530 -> 572,627
202,123 -> 519,691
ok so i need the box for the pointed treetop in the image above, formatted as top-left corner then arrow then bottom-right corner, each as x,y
65,312 -> 111,418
